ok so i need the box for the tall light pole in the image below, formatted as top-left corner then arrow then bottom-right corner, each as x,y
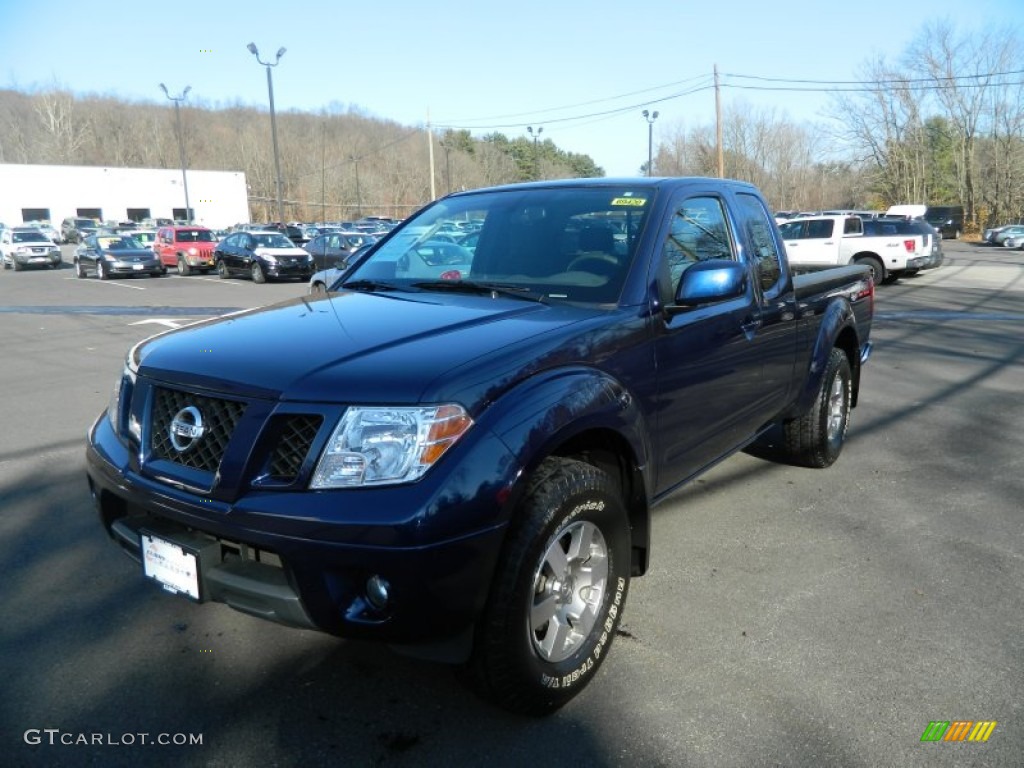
527,125 -> 543,180
350,155 -> 362,218
642,110 -> 659,177
159,83 -> 192,223
247,42 -> 286,224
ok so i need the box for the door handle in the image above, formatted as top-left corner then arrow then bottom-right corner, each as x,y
741,317 -> 762,340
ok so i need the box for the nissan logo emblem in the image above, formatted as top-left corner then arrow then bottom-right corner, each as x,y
169,406 -> 206,453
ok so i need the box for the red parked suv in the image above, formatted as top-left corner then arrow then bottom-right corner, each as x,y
154,226 -> 218,275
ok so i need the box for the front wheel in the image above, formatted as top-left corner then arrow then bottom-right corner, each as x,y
251,261 -> 266,284
216,260 -> 230,279
177,256 -> 191,276
466,457 -> 630,716
97,260 -> 109,280
782,347 -> 852,468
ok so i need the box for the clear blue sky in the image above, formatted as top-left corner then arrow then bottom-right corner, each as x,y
1,0 -> 1020,176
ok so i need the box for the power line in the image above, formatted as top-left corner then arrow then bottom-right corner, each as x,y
432,67 -> 1024,133
721,68 -> 1024,85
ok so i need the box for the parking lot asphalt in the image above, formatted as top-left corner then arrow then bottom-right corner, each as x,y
0,240 -> 1021,767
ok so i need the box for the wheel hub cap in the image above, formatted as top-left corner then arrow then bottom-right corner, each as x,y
530,519 -> 609,663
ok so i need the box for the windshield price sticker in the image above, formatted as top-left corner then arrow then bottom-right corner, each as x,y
142,533 -> 201,600
611,197 -> 646,207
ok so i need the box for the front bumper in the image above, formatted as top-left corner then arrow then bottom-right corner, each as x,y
107,260 -> 164,276
12,250 -> 61,267
85,408 -> 513,644
185,254 -> 215,267
265,261 -> 315,279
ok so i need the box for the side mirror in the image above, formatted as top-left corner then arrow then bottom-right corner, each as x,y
673,259 -> 747,309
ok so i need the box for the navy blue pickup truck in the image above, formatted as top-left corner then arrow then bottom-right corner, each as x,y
86,177 -> 872,715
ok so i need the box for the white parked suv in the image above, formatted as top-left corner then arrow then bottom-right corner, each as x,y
1,227 -> 63,270
779,214 -> 924,284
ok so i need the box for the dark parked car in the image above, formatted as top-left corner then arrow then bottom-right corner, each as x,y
214,230 -> 315,283
303,232 -> 377,270
61,216 -> 100,244
74,234 -> 166,279
308,243 -> 374,295
924,205 -> 964,239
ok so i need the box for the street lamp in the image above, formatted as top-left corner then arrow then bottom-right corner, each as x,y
642,110 -> 659,177
527,125 -> 543,180
159,83 -> 192,223
247,42 -> 286,224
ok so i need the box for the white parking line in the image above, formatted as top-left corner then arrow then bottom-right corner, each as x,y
63,277 -> 147,290
177,275 -> 245,286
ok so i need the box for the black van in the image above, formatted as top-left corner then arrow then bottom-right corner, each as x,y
925,206 -> 964,239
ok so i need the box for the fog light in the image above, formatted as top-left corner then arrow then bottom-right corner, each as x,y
366,574 -> 391,611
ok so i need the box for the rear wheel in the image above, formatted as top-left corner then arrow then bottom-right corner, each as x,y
466,457 -> 630,716
781,348 -> 852,468
854,255 -> 884,285
75,260 -> 86,279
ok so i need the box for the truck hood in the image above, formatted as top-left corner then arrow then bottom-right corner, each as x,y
132,290 -> 604,406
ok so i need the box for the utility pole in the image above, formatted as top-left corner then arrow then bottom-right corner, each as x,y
428,110 -> 437,200
715,64 -> 724,179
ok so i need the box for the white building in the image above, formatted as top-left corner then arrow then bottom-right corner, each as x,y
0,163 -> 250,230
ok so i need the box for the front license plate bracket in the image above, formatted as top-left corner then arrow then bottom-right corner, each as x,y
140,529 -> 222,601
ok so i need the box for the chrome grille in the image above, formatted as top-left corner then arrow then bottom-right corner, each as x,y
150,387 -> 246,473
268,415 -> 322,480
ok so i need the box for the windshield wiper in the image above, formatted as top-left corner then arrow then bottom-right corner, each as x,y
340,279 -> 403,293
410,280 -> 546,302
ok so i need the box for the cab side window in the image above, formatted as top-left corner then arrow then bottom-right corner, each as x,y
735,192 -> 783,293
805,219 -> 834,239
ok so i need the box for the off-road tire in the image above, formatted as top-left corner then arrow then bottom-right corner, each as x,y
782,348 -> 852,468
466,456 -> 630,716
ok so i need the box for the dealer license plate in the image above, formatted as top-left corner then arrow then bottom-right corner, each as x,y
141,533 -> 201,600
132,263 -> 144,270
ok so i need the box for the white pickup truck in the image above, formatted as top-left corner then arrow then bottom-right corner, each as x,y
779,214 -> 924,284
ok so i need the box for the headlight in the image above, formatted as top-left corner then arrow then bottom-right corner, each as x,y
262,254 -> 278,263
188,247 -> 198,256
311,405 -> 473,488
106,366 -> 137,440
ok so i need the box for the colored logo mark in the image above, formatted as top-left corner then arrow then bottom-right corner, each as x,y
921,721 -> 997,742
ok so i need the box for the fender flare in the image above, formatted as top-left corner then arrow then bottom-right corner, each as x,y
480,366 -> 653,575
790,298 -> 861,417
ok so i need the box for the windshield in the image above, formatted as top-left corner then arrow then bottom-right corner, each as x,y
253,233 -> 295,249
13,231 -> 50,243
345,185 -> 655,303
176,229 -> 215,242
98,236 -> 145,250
